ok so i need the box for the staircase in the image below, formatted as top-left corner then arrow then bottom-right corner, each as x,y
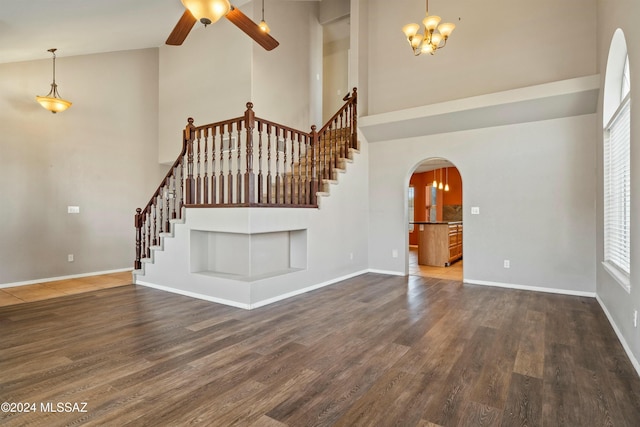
134,89 -> 358,274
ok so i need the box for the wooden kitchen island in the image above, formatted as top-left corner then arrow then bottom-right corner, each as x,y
412,221 -> 462,267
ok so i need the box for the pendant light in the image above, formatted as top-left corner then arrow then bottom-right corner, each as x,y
444,167 -> 450,191
36,48 -> 72,114
432,169 -> 437,188
438,168 -> 444,190
259,0 -> 270,33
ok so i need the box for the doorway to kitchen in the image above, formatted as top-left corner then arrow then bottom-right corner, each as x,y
407,158 -> 463,281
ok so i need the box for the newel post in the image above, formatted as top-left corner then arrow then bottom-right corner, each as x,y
134,208 -> 142,270
244,102 -> 255,204
310,125 -> 318,205
184,118 -> 196,205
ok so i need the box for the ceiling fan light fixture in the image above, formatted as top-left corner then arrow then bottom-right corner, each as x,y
36,48 -> 72,114
181,0 -> 231,25
259,0 -> 270,33
259,19 -> 270,33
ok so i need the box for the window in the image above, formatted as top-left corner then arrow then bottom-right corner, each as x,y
603,29 -> 631,291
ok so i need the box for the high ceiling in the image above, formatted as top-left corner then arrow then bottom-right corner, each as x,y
0,0 -> 336,64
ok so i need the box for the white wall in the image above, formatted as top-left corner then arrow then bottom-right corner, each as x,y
595,0 -> 640,370
158,10 -> 253,164
0,49 -> 164,285
367,113 -> 597,294
363,0 -> 597,115
252,1 -> 323,131
323,38 -> 350,122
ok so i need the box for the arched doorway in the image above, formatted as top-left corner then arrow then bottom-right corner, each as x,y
407,158 -> 463,281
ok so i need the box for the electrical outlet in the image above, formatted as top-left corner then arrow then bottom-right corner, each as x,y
504,260 -> 510,268
471,207 -> 480,215
67,206 -> 80,214
68,254 -> 74,262
349,252 -> 354,261
392,249 -> 398,258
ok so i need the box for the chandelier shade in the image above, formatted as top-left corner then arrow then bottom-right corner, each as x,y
402,0 -> 455,56
36,48 -> 72,114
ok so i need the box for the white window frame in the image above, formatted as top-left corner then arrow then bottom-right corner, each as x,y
603,52 -> 631,293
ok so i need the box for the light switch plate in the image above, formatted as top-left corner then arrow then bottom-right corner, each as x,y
68,206 -> 80,214
471,207 -> 480,215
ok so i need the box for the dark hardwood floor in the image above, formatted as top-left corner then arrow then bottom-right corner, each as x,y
1,273 -> 639,426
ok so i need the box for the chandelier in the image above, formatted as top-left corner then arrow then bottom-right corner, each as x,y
402,0 -> 456,56
36,48 -> 72,113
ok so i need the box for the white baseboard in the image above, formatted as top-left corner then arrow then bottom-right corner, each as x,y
135,280 -> 250,309
0,268 -> 132,289
464,278 -> 596,298
136,269 -> 370,310
367,269 -> 406,276
250,270 -> 369,309
595,295 -> 640,378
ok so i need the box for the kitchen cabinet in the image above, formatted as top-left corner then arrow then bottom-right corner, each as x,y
414,221 -> 462,267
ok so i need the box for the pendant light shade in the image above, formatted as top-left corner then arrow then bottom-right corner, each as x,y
36,48 -> 72,114
444,167 -> 450,191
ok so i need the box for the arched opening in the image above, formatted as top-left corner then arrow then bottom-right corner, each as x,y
406,157 -> 463,281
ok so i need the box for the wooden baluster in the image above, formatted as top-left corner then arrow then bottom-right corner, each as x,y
170,171 -> 177,219
303,134 -> 309,205
275,127 -> 281,204
134,208 -> 142,269
227,123 -> 234,204
184,118 -> 195,205
203,127 -> 209,204
236,120 -> 243,204
145,210 -> 151,257
164,177 -> 171,232
151,200 -> 157,246
330,117 -> 340,169
211,126 -> 217,204
244,103 -> 255,205
140,211 -> 147,260
296,132 -> 303,205
157,194 -> 163,235
178,160 -> 184,219
283,129 -> 289,204
351,88 -> 358,150
310,125 -> 318,205
267,123 -> 272,204
339,111 -> 345,159
291,131 -> 297,204
219,129 -> 225,204
326,129 -> 333,180
257,121 -> 264,204
196,128 -> 202,204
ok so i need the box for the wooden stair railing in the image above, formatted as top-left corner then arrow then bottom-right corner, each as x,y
134,88 -> 357,270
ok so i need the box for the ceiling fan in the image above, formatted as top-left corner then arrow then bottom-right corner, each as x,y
166,0 -> 279,51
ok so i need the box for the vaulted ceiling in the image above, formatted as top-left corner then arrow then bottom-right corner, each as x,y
0,0 -> 332,64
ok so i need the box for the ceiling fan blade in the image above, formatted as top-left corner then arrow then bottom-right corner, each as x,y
225,6 -> 279,51
166,9 -> 198,45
